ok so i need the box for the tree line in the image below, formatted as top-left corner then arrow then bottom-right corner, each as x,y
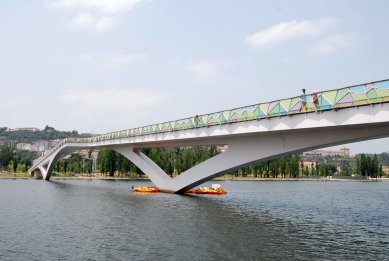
94,149 -> 335,178
52,149 -> 387,179
96,146 -> 220,177
0,125 -> 89,144
355,154 -> 383,178
0,139 -> 35,172
0,135 -> 386,178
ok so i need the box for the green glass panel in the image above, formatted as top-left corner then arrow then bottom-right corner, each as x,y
374,88 -> 389,98
367,89 -> 378,99
334,88 -> 350,104
242,110 -> 249,119
219,113 -> 228,123
289,98 -> 300,111
253,107 -> 261,117
269,104 -> 280,115
198,118 -> 206,125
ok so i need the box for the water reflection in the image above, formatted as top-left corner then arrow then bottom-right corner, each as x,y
0,179 -> 388,261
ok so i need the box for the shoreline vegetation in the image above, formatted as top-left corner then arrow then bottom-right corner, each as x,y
1,172 -> 388,182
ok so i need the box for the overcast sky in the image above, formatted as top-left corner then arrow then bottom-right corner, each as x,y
1,0 -> 388,154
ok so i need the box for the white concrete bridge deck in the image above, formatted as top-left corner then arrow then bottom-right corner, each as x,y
29,79 -> 389,193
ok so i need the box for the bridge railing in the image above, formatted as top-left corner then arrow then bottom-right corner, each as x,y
29,79 -> 389,171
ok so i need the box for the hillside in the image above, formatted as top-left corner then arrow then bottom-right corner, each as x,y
0,126 -> 93,144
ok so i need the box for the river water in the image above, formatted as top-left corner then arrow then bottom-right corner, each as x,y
0,179 -> 388,260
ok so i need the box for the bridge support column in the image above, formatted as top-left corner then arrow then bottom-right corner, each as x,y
38,165 -> 48,180
111,146 -> 173,191
171,125 -> 389,193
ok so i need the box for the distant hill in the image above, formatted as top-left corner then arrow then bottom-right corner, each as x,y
0,125 -> 94,144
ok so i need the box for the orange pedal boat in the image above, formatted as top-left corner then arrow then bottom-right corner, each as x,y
186,185 -> 227,195
133,186 -> 160,193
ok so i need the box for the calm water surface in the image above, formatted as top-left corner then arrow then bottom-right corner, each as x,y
0,179 -> 388,260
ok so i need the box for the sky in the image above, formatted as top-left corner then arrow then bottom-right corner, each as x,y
0,0 -> 389,154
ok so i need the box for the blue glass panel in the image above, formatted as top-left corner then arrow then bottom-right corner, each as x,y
374,81 -> 389,89
349,85 -> 365,93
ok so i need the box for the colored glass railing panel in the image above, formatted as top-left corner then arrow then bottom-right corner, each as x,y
30,79 -> 389,169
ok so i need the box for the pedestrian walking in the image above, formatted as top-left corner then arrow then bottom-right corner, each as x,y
312,91 -> 319,111
300,89 -> 307,112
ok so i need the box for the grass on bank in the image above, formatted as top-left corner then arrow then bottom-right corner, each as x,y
0,171 -> 146,180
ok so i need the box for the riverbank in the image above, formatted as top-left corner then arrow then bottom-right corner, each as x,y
215,177 -> 389,182
1,173 -> 388,182
0,174 -> 146,181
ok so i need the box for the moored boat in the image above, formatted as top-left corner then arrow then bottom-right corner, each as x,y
133,186 -> 160,193
186,184 -> 227,195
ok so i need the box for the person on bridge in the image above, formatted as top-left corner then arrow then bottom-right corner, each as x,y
300,89 -> 307,112
194,115 -> 199,127
312,91 -> 319,112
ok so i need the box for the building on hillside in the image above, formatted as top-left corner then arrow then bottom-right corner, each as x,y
50,139 -> 62,148
8,127 -> 40,132
303,147 -> 350,158
33,140 -> 50,151
16,143 -> 32,151
30,144 -> 45,152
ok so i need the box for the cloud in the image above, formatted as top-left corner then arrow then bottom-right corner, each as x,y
51,0 -> 145,31
80,52 -> 146,69
311,33 -> 362,54
72,12 -> 116,31
189,60 -> 236,80
245,17 -> 336,48
52,0 -> 143,14
59,88 -> 169,122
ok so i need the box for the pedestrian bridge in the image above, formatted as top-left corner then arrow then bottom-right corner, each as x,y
29,79 -> 389,193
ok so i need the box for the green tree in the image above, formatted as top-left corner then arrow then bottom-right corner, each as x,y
371,154 -> 379,178
0,139 -> 15,169
379,165 -> 383,177
86,149 -> 93,177
339,160 -> 351,176
97,148 -> 117,176
355,157 -> 361,175
25,157 -> 32,171
303,166 -> 310,176
12,157 -> 18,173
63,160 -> 68,175
328,163 -> 337,175
56,162 -> 61,174
360,154 -> 367,176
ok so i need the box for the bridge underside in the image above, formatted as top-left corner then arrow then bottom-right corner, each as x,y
30,123 -> 389,193
109,123 -> 389,193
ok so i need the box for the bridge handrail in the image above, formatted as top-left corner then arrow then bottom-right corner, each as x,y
29,79 -> 389,171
